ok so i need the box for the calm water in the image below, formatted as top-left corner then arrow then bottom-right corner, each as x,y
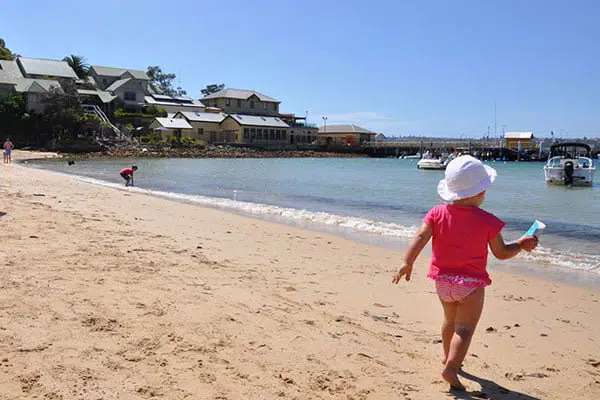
28,157 -> 600,283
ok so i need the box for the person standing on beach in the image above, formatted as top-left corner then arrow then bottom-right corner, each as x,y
120,165 -> 138,187
3,138 -> 14,163
392,155 -> 538,391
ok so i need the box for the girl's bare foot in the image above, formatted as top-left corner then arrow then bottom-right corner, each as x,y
442,367 -> 466,391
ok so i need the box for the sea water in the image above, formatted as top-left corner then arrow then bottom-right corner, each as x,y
28,157 -> 600,285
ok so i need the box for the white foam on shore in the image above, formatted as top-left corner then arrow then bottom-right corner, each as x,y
73,175 -> 418,239
71,174 -> 600,275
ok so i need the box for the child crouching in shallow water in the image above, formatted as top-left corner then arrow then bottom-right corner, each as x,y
392,155 -> 538,391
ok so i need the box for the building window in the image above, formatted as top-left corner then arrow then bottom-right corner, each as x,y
198,128 -> 204,136
213,102 -> 218,107
276,130 -> 281,140
257,128 -> 263,140
124,91 -> 136,101
243,128 -> 250,139
270,129 -> 275,140
264,102 -> 267,110
250,101 -> 255,109
273,103 -> 277,111
282,131 -> 287,140
237,99 -> 241,108
226,99 -> 231,107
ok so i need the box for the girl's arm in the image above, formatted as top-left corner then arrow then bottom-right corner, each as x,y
392,222 -> 433,283
489,233 -> 537,260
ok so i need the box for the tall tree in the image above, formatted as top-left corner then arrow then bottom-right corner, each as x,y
146,65 -> 187,96
201,84 -> 225,96
0,37 -> 14,60
40,82 -> 83,141
62,55 -> 89,79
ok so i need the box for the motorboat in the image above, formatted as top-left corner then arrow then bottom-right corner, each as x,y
399,152 -> 421,159
416,152 -> 454,170
543,142 -> 595,186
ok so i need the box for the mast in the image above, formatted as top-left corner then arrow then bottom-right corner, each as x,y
494,101 -> 497,139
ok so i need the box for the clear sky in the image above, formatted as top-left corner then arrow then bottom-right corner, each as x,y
1,0 -> 599,138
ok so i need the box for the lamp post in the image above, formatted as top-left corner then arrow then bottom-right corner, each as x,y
322,116 -> 328,133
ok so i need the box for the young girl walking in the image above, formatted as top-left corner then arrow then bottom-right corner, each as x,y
392,155 -> 538,391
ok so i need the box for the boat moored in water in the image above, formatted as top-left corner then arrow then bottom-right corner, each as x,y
543,142 -> 595,186
416,151 -> 454,170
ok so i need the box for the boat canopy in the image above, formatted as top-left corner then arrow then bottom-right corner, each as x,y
549,142 -> 591,157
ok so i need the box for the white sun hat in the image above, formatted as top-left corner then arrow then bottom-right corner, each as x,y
437,155 -> 497,201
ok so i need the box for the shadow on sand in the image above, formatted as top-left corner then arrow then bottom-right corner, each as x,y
0,212 -> 6,218
446,370 -> 542,400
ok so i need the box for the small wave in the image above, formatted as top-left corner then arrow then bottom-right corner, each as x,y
72,175 -> 418,239
519,245 -> 600,273
72,175 -> 600,275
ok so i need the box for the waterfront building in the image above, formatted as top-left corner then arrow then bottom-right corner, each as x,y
504,131 -> 535,150
173,111 -> 227,142
149,117 -> 193,138
317,124 -> 377,146
201,88 -> 280,116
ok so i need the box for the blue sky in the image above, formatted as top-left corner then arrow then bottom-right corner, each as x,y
1,0 -> 599,137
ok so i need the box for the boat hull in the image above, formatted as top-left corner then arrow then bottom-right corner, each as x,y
417,158 -> 451,170
544,167 -> 594,186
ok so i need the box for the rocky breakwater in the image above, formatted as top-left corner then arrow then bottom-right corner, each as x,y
71,144 -> 367,159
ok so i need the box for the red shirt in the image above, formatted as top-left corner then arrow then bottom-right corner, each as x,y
423,204 -> 505,286
120,167 -> 133,175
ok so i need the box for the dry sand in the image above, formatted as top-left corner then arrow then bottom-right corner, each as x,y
0,150 -> 598,399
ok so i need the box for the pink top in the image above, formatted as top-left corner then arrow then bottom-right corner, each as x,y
423,204 -> 505,287
120,167 -> 133,175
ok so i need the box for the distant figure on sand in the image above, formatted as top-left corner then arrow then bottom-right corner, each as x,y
392,155 -> 538,391
120,165 -> 138,187
3,138 -> 14,163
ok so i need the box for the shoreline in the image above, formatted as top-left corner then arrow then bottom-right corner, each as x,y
22,150 -> 600,291
2,151 -> 600,398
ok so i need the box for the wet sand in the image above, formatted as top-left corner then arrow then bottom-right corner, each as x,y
0,151 -> 598,399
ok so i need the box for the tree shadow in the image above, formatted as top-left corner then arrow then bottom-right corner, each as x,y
446,370 -> 542,400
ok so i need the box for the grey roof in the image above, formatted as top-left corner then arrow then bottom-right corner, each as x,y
154,117 -> 193,129
144,95 -> 205,108
17,57 -> 78,79
76,75 -> 97,86
318,124 -> 376,134
0,60 -> 23,84
14,78 -> 61,93
228,114 -> 289,128
91,65 -> 150,80
105,77 -> 132,92
77,89 -> 117,103
176,111 -> 226,123
202,88 -> 279,103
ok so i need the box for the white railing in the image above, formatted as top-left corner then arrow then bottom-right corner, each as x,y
82,104 -> 121,138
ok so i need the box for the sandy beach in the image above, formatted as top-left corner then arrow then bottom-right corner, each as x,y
0,151 -> 598,399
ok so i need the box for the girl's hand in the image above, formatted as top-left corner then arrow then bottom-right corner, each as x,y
392,263 -> 413,283
518,235 -> 538,252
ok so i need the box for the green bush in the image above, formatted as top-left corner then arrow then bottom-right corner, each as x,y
114,108 -> 156,119
166,135 -> 180,146
140,132 -> 163,144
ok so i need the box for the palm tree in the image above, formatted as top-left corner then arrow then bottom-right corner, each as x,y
63,54 -> 89,80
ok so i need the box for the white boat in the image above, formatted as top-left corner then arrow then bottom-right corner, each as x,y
543,142 -> 595,186
399,153 -> 421,159
417,152 -> 454,170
